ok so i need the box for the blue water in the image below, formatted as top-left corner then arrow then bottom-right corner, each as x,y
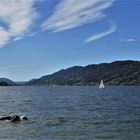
0,86 -> 140,139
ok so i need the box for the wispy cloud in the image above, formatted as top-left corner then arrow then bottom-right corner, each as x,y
27,63 -> 39,66
41,0 -> 115,32
0,0 -> 37,48
85,24 -> 117,42
0,27 -> 10,46
0,65 -> 22,70
121,38 -> 137,43
0,63 -> 39,70
64,48 -> 96,56
0,0 -> 116,47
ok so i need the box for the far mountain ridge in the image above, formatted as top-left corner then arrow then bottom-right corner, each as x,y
0,78 -> 17,86
27,60 -> 140,86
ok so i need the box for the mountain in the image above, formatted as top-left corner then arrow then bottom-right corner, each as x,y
0,78 -> 17,86
27,60 -> 140,86
16,81 -> 27,85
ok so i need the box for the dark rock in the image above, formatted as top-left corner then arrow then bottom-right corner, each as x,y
22,116 -> 28,120
0,116 -> 12,120
0,115 -> 28,123
11,115 -> 21,123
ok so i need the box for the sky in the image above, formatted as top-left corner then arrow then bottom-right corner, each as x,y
0,0 -> 140,81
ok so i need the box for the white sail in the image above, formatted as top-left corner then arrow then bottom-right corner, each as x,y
99,80 -> 105,89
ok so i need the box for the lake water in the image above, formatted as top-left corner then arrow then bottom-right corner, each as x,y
0,86 -> 140,140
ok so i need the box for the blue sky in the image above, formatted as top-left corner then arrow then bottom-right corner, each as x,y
0,0 -> 140,81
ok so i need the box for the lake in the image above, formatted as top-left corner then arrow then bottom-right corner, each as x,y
0,86 -> 140,139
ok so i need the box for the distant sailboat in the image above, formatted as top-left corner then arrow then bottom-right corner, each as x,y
99,80 -> 105,89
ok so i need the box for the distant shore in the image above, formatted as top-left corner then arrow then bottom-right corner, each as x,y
1,60 -> 140,86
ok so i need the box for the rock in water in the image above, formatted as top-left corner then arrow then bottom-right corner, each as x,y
0,116 -> 12,121
11,115 -> 21,123
0,115 -> 28,123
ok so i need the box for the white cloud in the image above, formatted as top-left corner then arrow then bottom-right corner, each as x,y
0,0 -> 37,48
121,38 -> 136,42
0,27 -> 10,47
85,24 -> 117,42
41,0 -> 115,32
27,63 -> 39,66
0,65 -> 22,70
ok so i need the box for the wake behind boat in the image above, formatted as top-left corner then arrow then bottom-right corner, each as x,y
99,80 -> 105,89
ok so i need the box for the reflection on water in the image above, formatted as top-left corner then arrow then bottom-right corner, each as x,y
0,86 -> 140,139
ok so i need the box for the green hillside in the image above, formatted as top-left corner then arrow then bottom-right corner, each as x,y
27,60 -> 140,86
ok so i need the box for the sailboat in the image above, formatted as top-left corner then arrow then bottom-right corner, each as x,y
99,80 -> 105,89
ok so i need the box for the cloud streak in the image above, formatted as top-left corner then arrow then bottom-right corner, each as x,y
0,0 -> 37,48
0,0 -> 116,47
0,63 -> 39,70
85,24 -> 117,42
121,38 -> 137,42
41,0 -> 115,32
